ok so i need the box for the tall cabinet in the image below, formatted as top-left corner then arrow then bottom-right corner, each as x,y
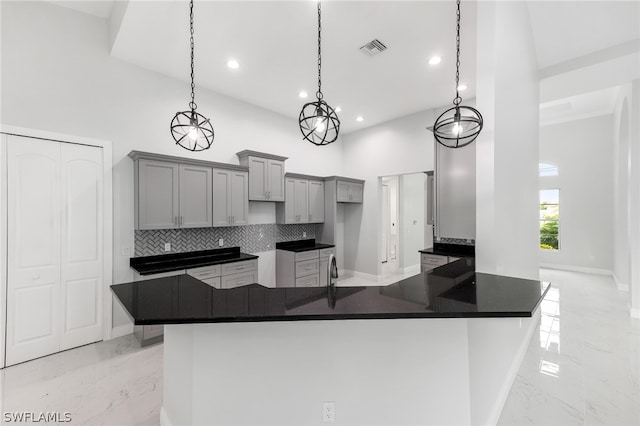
276,173 -> 325,224
236,150 -> 287,202
3,134 -> 107,366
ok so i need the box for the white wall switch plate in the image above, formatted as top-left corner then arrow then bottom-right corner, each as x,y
218,238 -> 224,247
164,243 -> 171,252
303,232 -> 307,238
323,402 -> 335,423
122,246 -> 131,256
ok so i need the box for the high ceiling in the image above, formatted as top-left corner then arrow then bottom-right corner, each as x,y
43,0 -> 640,133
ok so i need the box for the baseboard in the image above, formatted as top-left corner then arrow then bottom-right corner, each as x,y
111,323 -> 134,339
400,264 -> 420,275
159,407 -> 172,426
612,272 -> 630,292
540,263 -> 613,276
340,269 -> 380,282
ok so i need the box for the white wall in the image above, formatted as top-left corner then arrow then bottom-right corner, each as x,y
538,115 -> 614,271
0,1 -> 345,329
475,1 -> 540,280
342,109 -> 436,276
400,173 -> 426,271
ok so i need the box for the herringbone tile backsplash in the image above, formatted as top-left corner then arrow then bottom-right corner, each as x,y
134,224 -> 317,256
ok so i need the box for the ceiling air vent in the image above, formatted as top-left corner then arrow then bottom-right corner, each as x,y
359,39 -> 388,56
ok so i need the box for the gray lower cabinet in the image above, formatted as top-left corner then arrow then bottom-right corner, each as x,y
212,168 -> 249,226
188,260 -> 258,289
420,253 -> 460,273
132,269 -> 185,347
276,247 -> 335,287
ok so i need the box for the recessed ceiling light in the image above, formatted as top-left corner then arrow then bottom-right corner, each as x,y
356,116 -> 364,122
335,106 -> 342,113
299,91 -> 308,99
227,59 -> 239,69
428,56 -> 441,65
457,84 -> 467,91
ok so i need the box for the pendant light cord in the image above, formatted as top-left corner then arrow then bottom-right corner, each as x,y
316,0 -> 323,100
454,0 -> 461,106
189,0 -> 197,111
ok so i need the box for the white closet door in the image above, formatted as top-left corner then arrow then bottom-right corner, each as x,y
60,143 -> 103,351
6,136 -> 62,366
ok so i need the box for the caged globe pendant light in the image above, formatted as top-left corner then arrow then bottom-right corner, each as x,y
299,0 -> 340,146
431,0 -> 483,149
170,0 -> 214,152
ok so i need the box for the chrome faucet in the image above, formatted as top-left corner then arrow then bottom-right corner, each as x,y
327,253 -> 338,287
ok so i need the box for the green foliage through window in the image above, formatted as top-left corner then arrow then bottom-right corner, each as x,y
540,189 -> 559,250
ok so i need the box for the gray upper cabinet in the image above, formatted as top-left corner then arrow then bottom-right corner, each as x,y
129,151 -> 249,230
237,150 -> 287,202
308,180 -> 325,223
277,173 -> 325,224
179,164 -> 213,228
212,168 -> 249,226
336,179 -> 364,203
137,159 -> 180,230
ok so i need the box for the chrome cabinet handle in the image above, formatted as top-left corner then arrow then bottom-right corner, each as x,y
174,216 -> 178,226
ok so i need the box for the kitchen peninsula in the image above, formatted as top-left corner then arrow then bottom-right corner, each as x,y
112,258 -> 550,425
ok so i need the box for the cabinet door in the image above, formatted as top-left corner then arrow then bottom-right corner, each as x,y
319,258 -> 328,287
267,160 -> 285,201
212,169 -> 231,227
336,181 -> 350,202
295,179 -> 309,223
230,171 -> 249,225
248,157 -> 267,201
221,271 -> 257,289
284,178 -> 297,224
138,160 -> 179,229
349,183 -> 363,203
308,180 -> 324,223
179,164 -> 212,228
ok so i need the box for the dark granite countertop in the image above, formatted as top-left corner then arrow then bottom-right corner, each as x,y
112,258 -> 550,324
275,239 -> 335,253
130,247 -> 258,276
419,242 -> 475,257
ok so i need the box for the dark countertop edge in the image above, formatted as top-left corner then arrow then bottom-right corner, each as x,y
131,311 -> 538,325
419,248 -> 475,257
132,253 -> 259,275
276,244 -> 335,253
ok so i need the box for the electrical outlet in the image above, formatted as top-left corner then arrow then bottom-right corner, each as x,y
303,232 -> 307,238
323,402 -> 335,423
164,243 -> 171,252
122,246 -> 131,256
218,238 -> 224,247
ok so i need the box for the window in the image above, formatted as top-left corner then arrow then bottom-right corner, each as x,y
539,163 -> 558,177
540,189 -> 559,250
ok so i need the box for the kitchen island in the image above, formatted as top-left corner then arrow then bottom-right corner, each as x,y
112,258 -> 549,425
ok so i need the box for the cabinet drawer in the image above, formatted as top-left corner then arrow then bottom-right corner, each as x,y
296,258 -> 319,278
296,274 -> 319,288
421,254 -> 448,266
200,276 -> 221,289
186,265 -> 221,280
319,248 -> 335,258
221,260 -> 257,275
295,250 -> 319,262
221,270 -> 257,289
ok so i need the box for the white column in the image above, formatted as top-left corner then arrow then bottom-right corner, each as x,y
475,1 -> 540,280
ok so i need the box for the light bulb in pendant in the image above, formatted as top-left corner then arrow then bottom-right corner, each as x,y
314,117 -> 326,133
451,122 -> 462,135
188,126 -> 198,141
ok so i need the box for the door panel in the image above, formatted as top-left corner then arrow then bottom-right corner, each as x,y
295,179 -> 309,223
230,172 -> 249,225
7,136 -> 61,365
336,181 -> 349,202
308,180 -> 324,223
267,160 -> 285,201
248,157 -> 267,201
179,164 -> 213,228
284,178 -> 296,223
138,160 -> 179,229
60,143 -> 104,350
212,169 -> 230,226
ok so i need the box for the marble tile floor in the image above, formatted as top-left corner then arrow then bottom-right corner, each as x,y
0,269 -> 637,425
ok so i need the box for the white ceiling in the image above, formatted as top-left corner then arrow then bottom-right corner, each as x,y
43,0 -> 640,134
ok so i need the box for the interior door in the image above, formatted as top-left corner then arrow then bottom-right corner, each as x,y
212,169 -> 230,226
6,136 -> 62,366
179,164 -> 212,228
60,143 -> 104,350
381,184 -> 389,263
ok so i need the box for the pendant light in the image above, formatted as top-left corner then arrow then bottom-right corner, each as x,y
299,0 -> 340,146
170,0 -> 214,152
431,0 -> 483,149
